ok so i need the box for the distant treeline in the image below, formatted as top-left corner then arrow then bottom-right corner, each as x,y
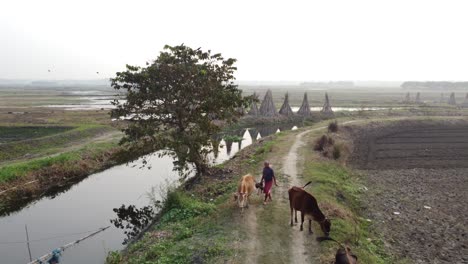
401,81 -> 468,90
300,81 -> 354,88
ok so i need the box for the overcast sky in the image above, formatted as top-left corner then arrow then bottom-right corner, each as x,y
1,0 -> 467,81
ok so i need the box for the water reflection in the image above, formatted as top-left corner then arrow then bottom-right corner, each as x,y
210,123 -> 301,164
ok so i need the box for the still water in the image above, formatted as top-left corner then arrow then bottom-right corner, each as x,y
0,124 -> 298,264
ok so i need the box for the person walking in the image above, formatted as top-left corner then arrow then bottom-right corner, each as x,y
260,161 -> 278,205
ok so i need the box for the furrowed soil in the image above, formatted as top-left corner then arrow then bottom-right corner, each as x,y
347,119 -> 468,263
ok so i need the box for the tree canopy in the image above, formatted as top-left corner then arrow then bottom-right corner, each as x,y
111,44 -> 251,176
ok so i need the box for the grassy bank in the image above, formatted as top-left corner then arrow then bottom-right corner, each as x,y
300,121 -> 412,263
0,139 -> 119,183
106,119 -> 403,263
106,132 -> 278,264
0,125 -> 117,163
0,139 -> 125,214
301,160 -> 396,263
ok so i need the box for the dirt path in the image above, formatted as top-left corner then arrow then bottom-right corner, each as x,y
241,205 -> 261,264
239,122 -> 361,264
283,129 -> 318,263
241,125 -> 332,264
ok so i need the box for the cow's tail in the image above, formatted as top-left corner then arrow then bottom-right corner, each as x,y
302,181 -> 312,188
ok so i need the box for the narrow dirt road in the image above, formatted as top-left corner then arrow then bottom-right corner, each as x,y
241,125 -> 328,264
283,128 -> 319,263
240,122 -> 358,264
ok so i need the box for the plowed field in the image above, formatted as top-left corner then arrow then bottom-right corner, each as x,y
348,120 -> 468,263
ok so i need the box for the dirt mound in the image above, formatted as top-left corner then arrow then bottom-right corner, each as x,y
346,119 -> 468,263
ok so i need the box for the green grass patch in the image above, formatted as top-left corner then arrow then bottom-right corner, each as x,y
108,190 -> 235,264
0,126 -> 74,143
0,125 -> 114,162
0,154 -> 79,182
0,140 -> 118,183
106,133 -> 283,264
302,159 -> 405,263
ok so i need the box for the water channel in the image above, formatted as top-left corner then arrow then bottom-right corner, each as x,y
0,124 -> 298,264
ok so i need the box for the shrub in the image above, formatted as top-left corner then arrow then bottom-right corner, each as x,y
328,120 -> 339,133
332,145 -> 341,160
161,191 -> 215,224
314,135 -> 334,151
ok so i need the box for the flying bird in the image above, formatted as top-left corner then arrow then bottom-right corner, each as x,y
48,69 -> 51,72
96,72 -> 99,74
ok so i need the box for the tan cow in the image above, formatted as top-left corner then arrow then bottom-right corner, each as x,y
234,174 -> 259,210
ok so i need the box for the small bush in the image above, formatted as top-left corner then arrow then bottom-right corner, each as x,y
314,135 -> 334,151
328,121 -> 339,133
161,191 -> 215,224
332,145 -> 341,160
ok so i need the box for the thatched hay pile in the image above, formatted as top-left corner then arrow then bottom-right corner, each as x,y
297,92 -> 311,116
462,93 -> 468,108
448,92 -> 456,105
415,92 -> 421,104
259,90 -> 278,116
321,93 -> 333,114
248,92 -> 259,116
404,92 -> 410,103
279,92 -> 294,116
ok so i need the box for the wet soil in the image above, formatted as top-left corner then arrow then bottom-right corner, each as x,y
347,120 -> 468,263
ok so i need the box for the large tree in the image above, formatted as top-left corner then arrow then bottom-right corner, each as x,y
111,45 -> 250,176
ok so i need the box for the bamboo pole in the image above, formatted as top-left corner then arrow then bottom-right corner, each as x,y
27,226 -> 110,264
25,225 -> 32,262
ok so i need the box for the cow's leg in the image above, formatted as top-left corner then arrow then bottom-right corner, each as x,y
294,209 -> 298,223
308,219 -> 313,234
290,207 -> 294,226
300,211 -> 304,231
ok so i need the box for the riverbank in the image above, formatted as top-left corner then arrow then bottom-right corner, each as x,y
106,119 -> 401,264
0,135 -> 124,215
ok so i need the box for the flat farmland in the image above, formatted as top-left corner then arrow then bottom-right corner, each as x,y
369,126 -> 468,169
348,120 -> 468,263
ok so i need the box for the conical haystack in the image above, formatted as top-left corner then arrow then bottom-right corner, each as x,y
448,92 -> 456,105
404,92 -> 410,103
462,93 -> 468,107
415,92 -> 421,104
259,90 -> 278,116
297,92 -> 311,116
248,92 -> 259,116
321,93 -> 333,114
279,92 -> 294,116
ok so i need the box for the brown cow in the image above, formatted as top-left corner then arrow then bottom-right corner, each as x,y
335,247 -> 358,264
317,237 -> 358,264
288,182 -> 331,236
234,174 -> 259,210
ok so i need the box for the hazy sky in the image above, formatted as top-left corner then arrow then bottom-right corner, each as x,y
1,0 -> 467,81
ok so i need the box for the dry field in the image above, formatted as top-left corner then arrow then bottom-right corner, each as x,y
348,120 -> 468,263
